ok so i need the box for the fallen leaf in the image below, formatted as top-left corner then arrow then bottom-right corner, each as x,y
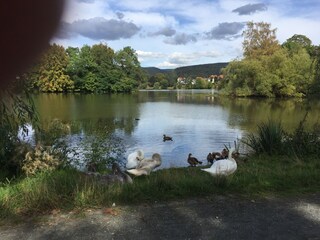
51,209 -> 60,215
103,208 -> 118,216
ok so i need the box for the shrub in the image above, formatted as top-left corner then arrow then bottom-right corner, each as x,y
0,88 -> 38,176
244,117 -> 320,159
21,145 -> 61,176
288,117 -> 320,157
244,119 -> 286,155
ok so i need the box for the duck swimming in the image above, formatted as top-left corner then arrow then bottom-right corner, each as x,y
201,148 -> 237,176
126,153 -> 162,176
163,134 -> 173,141
188,153 -> 202,167
126,149 -> 144,169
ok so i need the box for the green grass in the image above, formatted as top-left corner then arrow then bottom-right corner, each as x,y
1,155 -> 320,221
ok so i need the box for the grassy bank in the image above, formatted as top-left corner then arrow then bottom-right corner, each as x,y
1,154 -> 319,220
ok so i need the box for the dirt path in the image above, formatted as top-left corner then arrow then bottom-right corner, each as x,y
0,193 -> 319,240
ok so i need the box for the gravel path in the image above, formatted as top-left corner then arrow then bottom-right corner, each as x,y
0,193 -> 319,240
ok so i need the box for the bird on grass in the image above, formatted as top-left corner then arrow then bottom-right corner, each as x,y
126,149 -> 144,169
187,153 -> 202,167
100,163 -> 133,184
201,148 -> 237,176
126,153 -> 162,176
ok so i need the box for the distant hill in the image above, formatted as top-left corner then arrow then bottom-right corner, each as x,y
175,62 -> 228,78
142,67 -> 173,76
142,62 -> 228,78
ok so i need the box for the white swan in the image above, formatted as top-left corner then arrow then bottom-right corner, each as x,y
201,148 -> 237,176
126,149 -> 144,169
126,153 -> 162,176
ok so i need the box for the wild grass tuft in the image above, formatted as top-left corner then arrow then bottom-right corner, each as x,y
244,119 -> 286,155
243,117 -> 320,158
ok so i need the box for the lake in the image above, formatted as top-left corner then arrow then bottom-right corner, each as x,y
32,90 -> 320,169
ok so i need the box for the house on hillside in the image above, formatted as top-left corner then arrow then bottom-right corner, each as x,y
177,76 -> 186,85
208,74 -> 224,83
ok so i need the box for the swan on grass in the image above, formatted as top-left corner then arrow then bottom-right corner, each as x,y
100,162 -> 133,184
201,148 -> 237,176
84,163 -> 133,185
126,149 -> 144,169
126,153 -> 162,176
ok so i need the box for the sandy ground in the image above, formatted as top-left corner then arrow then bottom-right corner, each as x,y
0,193 -> 319,240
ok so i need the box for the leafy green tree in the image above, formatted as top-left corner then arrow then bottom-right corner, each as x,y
282,34 -> 312,55
91,43 -> 117,92
66,47 -> 81,90
153,82 -> 160,89
148,75 -> 157,87
23,43 -> 146,93
193,77 -> 209,89
222,21 -> 314,97
67,45 -> 98,92
115,46 -> 146,89
112,76 -> 136,92
160,79 -> 169,89
309,45 -> 320,95
83,72 -> 99,92
115,47 -> 140,76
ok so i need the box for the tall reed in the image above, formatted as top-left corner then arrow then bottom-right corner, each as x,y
244,119 -> 286,155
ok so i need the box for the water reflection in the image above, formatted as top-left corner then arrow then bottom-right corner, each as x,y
32,91 -> 320,169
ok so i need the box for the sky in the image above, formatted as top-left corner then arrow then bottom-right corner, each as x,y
52,0 -> 320,69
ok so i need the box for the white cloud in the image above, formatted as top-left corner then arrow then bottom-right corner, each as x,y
136,50 -> 166,58
54,0 -> 320,68
157,61 -> 181,68
156,50 -> 221,68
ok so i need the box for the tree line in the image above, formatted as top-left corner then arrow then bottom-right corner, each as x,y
22,44 -> 146,93
220,22 -> 320,97
21,21 -> 320,96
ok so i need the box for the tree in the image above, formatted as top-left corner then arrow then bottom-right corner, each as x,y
115,46 -> 146,88
194,77 -> 210,89
221,21 -> 315,97
66,45 -> 98,92
222,47 -> 313,97
160,79 -> 169,89
91,43 -> 117,92
115,47 -> 140,75
65,47 -> 80,88
0,81 -> 38,176
309,45 -> 320,95
282,34 -> 312,56
242,22 -> 280,59
23,43 -> 145,93
36,44 -> 74,92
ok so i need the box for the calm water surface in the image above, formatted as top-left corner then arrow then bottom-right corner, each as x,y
32,90 -> 320,168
